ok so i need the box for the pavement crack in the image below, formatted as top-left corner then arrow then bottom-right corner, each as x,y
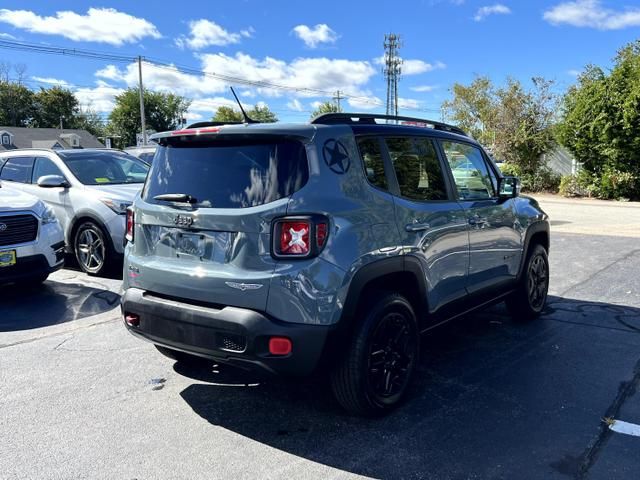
560,248 -> 640,297
574,356 -> 640,479
53,336 -> 73,350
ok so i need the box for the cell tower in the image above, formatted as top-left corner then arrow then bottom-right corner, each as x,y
383,34 -> 402,117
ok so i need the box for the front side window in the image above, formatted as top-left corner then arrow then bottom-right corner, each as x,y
32,157 -> 65,183
441,141 -> 495,200
58,151 -> 149,185
0,156 -> 34,183
356,137 -> 388,191
386,137 -> 448,201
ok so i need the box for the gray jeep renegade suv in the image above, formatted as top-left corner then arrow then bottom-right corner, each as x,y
121,113 -> 550,415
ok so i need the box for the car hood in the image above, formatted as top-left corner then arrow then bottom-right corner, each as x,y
0,185 -> 43,213
87,183 -> 144,201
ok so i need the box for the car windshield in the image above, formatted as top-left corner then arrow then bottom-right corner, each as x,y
59,151 -> 150,185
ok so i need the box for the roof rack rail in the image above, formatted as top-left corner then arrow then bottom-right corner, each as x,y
186,121 -> 243,129
310,113 -> 467,137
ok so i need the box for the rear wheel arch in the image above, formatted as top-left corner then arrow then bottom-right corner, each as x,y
339,256 -> 428,336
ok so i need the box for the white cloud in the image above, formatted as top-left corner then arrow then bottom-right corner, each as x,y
347,94 -> 383,110
199,52 -> 376,98
186,96 -> 248,121
31,76 -> 71,87
374,56 -> 446,75
95,65 -> 122,81
292,24 -> 339,48
398,98 -> 422,109
567,69 -> 581,77
0,8 -> 160,45
410,85 -> 438,92
74,84 -> 125,112
0,32 -> 15,39
175,19 -> 251,50
474,4 -> 512,21
286,99 -> 304,111
543,0 -> 640,30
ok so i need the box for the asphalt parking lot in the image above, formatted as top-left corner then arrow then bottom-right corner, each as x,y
1,195 -> 639,480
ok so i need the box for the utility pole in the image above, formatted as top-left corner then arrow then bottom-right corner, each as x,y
383,34 -> 402,118
332,90 -> 343,112
59,116 -> 63,130
137,56 -> 147,146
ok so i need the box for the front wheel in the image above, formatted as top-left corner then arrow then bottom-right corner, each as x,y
506,244 -> 549,321
74,221 -> 111,276
330,293 -> 419,416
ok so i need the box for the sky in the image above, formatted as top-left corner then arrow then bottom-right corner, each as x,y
0,0 -> 639,124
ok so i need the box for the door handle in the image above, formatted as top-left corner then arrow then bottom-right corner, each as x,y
405,222 -> 431,232
468,215 -> 487,227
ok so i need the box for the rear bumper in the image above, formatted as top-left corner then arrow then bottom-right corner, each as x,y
121,288 -> 332,377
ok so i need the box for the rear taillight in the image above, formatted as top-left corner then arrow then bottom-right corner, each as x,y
125,207 -> 134,243
272,216 -> 329,258
280,221 -> 310,255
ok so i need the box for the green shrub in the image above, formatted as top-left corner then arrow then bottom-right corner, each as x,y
598,168 -> 637,200
498,162 -> 560,193
559,175 -> 582,197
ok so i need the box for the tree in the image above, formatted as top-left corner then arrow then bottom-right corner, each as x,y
310,101 -> 340,120
0,81 -> 35,126
32,86 -> 80,128
212,104 -> 278,123
558,40 -> 640,199
75,106 -> 106,139
443,76 -> 556,175
250,104 -> 278,123
108,88 -> 191,146
212,106 -> 243,123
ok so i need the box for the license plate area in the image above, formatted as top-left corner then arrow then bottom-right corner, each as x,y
0,249 -> 17,267
176,233 -> 205,259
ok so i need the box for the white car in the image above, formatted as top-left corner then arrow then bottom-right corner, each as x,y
0,184 -> 65,285
0,148 -> 149,275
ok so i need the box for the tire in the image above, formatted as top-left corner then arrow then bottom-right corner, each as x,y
506,244 -> 549,321
73,221 -> 113,276
155,345 -> 202,365
330,293 -> 419,416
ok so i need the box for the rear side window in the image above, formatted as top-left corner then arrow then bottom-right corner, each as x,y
144,139 -> 309,208
386,137 -> 448,201
356,137 -> 388,191
0,156 -> 34,183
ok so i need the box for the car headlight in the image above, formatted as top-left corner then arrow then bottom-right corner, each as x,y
42,205 -> 58,225
100,199 -> 132,215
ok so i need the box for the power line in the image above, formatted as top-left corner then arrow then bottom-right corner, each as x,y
0,38 -> 441,115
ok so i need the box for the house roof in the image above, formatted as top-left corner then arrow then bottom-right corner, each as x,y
0,127 -> 104,151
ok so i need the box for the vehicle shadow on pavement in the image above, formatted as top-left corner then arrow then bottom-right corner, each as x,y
0,281 -> 121,332
178,296 -> 640,479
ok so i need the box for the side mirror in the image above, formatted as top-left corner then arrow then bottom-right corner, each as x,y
498,176 -> 520,199
37,175 -> 70,189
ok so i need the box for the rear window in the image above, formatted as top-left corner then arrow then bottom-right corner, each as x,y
143,139 -> 309,209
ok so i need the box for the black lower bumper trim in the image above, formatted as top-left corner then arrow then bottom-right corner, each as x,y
121,288 -> 332,377
0,253 -> 63,283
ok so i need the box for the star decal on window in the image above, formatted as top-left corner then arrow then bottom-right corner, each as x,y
322,139 -> 351,175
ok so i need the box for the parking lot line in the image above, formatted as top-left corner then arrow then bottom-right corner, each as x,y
608,419 -> 640,437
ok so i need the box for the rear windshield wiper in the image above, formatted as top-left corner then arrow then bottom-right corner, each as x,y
153,193 -> 198,204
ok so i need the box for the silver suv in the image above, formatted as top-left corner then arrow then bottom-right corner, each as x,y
0,149 -> 150,275
121,114 -> 550,415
